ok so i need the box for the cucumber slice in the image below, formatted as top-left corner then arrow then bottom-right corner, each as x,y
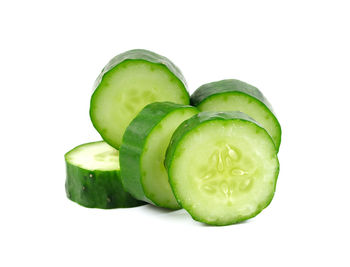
65,141 -> 145,209
191,79 -> 281,151
120,102 -> 199,209
90,49 -> 190,149
165,111 -> 279,225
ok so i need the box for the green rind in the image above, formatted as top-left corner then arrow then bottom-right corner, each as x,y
190,79 -> 281,151
65,142 -> 145,209
90,49 -> 190,149
191,79 -> 270,109
93,49 -> 187,90
119,102 -> 198,208
165,111 -> 280,225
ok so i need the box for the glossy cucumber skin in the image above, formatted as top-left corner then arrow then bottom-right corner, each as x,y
119,102 -> 198,206
191,79 -> 272,110
165,111 -> 279,225
190,79 -> 281,150
65,163 -> 145,209
92,49 -> 188,91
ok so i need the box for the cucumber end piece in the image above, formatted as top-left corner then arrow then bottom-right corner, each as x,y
65,141 -> 146,209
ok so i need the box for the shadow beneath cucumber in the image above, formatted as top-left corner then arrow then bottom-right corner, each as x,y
140,204 -> 252,226
198,219 -> 250,227
140,203 -> 178,214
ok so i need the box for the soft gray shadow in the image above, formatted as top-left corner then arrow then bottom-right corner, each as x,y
198,218 -> 252,227
140,203 -> 178,215
140,204 -> 254,226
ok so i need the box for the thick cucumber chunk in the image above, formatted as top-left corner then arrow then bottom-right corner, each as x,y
165,111 -> 279,225
90,49 -> 190,149
65,141 -> 145,209
120,102 -> 199,209
191,79 -> 281,151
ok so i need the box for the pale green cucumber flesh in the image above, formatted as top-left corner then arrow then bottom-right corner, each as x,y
65,141 -> 120,171
191,79 -> 281,151
90,53 -> 189,149
65,141 -> 145,209
198,92 -> 281,150
141,107 -> 198,209
166,112 -> 279,225
119,102 -> 198,209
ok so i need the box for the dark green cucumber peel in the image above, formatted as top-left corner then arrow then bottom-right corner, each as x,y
93,49 -> 187,90
119,102 -> 181,202
65,142 -> 145,209
65,164 -> 145,209
165,111 -> 280,225
120,102 -> 198,209
191,79 -> 272,109
90,49 -> 190,149
190,79 -> 281,151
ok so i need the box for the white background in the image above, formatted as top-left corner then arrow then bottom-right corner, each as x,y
1,0 -> 349,266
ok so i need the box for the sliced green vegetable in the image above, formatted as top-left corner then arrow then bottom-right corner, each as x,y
120,102 -> 199,209
191,79 -> 281,151
65,141 -> 145,209
90,49 -> 190,149
165,111 -> 279,225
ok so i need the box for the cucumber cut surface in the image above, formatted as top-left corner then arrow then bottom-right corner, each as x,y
120,102 -> 198,209
65,141 -> 145,209
90,49 -> 190,149
191,79 -> 281,151
165,111 -> 279,225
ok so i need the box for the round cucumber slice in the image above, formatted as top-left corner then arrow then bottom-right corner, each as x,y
90,49 -> 190,149
191,79 -> 281,151
65,141 -> 145,209
120,102 -> 199,209
165,111 -> 279,225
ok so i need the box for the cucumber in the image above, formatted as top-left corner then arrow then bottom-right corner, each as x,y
165,111 -> 279,225
90,49 -> 190,149
120,102 -> 199,209
191,79 -> 281,151
65,141 -> 145,209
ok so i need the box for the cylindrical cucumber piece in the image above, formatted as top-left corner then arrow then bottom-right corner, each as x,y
120,102 -> 199,209
191,79 -> 281,151
90,49 -> 190,149
165,111 -> 279,225
65,141 -> 145,209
